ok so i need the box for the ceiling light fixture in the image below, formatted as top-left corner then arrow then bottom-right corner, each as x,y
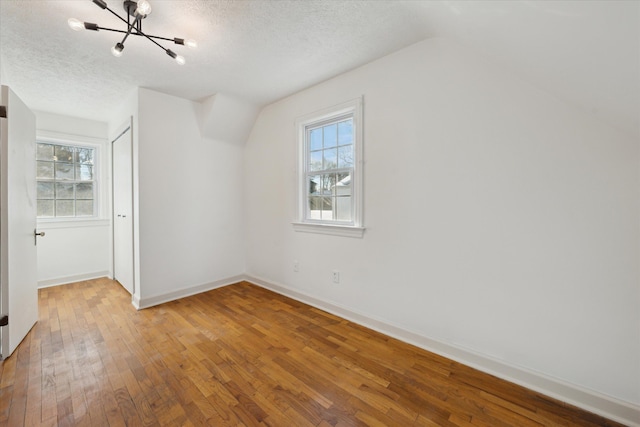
68,0 -> 196,65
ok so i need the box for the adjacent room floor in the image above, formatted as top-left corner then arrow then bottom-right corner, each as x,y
0,278 -> 623,426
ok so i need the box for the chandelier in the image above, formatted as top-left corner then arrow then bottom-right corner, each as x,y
68,0 -> 197,65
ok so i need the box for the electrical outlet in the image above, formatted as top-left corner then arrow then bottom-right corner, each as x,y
332,270 -> 340,284
293,260 -> 299,272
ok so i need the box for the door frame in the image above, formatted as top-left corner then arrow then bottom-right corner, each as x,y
111,118 -> 135,296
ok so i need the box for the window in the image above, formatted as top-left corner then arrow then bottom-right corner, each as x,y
294,98 -> 364,237
36,142 -> 96,218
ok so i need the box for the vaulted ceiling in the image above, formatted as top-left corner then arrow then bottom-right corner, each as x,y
0,1 -> 638,138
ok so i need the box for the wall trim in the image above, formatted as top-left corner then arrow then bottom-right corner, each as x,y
135,275 -> 245,310
36,129 -> 107,146
243,274 -> 640,427
37,219 -> 110,230
38,271 -> 110,289
292,222 -> 365,238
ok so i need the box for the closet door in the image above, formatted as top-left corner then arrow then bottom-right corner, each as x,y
112,121 -> 134,294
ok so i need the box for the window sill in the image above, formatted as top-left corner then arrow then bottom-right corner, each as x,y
37,218 -> 110,230
292,222 -> 365,238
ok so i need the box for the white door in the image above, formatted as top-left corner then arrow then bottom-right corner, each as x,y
0,86 -> 38,359
112,121 -> 134,294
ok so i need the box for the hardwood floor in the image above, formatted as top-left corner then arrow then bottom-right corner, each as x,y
0,278 -> 624,426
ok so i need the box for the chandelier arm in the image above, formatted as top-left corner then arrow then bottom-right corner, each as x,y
121,15 -> 143,44
91,26 -> 153,38
122,22 -> 176,46
93,25 -> 181,51
95,26 -> 130,35
135,28 -> 171,53
100,4 -> 133,29
142,34 -> 184,43
119,30 -> 132,45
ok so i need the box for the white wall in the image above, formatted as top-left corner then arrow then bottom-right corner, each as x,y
36,111 -> 110,287
115,88 -> 245,307
244,37 -> 640,410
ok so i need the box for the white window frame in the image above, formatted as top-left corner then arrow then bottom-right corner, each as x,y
36,136 -> 102,223
293,97 -> 365,238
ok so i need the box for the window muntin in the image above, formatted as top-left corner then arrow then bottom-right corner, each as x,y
297,97 -> 363,232
36,142 -> 96,218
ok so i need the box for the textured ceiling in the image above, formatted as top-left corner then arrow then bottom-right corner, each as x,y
0,1 -> 638,138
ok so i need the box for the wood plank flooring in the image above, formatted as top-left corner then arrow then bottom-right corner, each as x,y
0,278 -> 625,426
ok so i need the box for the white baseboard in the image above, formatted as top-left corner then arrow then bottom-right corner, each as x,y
244,274 -> 640,427
135,275 -> 245,310
38,271 -> 110,289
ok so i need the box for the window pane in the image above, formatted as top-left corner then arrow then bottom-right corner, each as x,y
37,182 -> 54,199
37,161 -> 54,179
36,144 -> 54,161
75,183 -> 93,200
338,145 -> 353,168
323,148 -> 337,170
338,120 -> 352,145
308,175 -> 321,195
76,200 -> 93,216
308,197 -> 323,220
56,182 -> 75,199
54,145 -> 74,163
310,128 -> 322,151
76,148 -> 94,164
309,150 -> 322,171
321,174 -> 335,194
56,200 -> 74,217
336,173 -> 351,189
37,200 -> 54,217
336,196 -> 352,221
320,197 -> 333,220
55,163 -> 74,180
76,164 -> 93,181
323,124 -> 337,148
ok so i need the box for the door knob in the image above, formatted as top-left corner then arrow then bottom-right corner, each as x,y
34,229 -> 45,246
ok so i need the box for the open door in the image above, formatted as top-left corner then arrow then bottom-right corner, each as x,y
0,86 -> 38,359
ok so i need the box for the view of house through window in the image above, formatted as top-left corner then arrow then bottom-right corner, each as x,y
36,142 -> 96,218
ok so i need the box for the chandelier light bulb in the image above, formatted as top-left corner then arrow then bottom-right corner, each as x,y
185,39 -> 197,49
68,18 -> 84,31
175,55 -> 186,65
111,43 -> 125,57
135,0 -> 152,17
